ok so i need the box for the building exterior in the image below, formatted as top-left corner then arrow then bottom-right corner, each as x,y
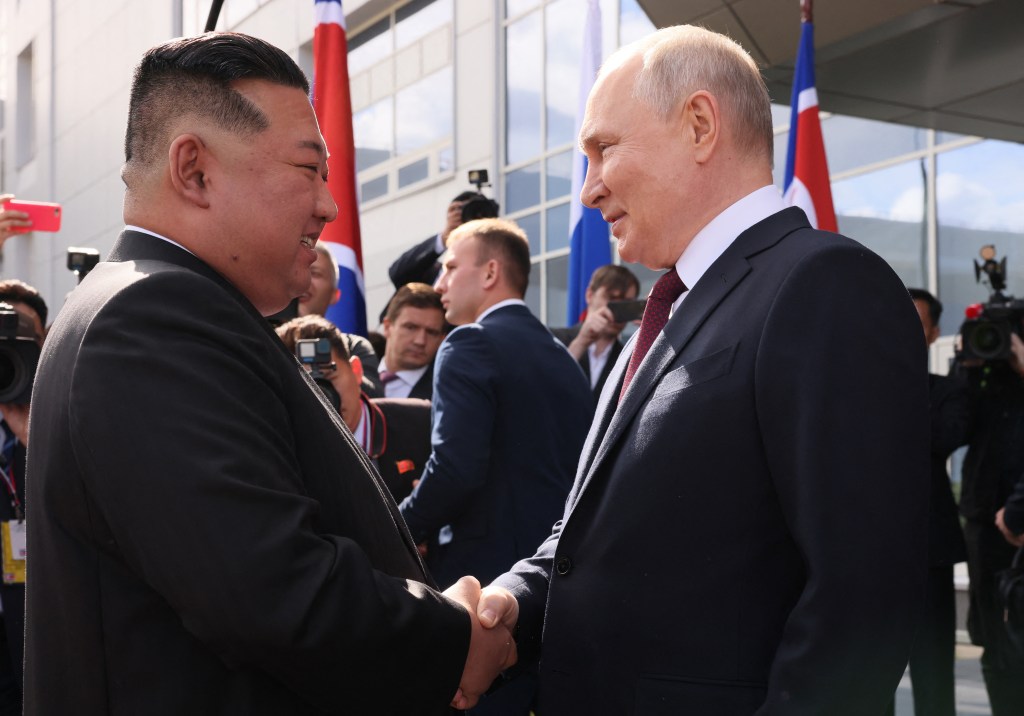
1,0 -> 1022,371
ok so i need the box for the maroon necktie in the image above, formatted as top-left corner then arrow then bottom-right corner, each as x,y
619,270 -> 687,401
379,370 -> 399,385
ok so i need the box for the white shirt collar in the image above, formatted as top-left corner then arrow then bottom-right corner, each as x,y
124,225 -> 196,256
672,185 -> 785,311
378,359 -> 429,399
476,298 -> 527,323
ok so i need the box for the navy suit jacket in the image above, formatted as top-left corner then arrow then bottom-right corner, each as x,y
399,304 -> 591,590
550,324 -> 625,404
494,208 -> 930,715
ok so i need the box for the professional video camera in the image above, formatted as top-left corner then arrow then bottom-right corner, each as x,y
461,169 -> 500,223
956,245 -> 1024,363
295,337 -> 340,413
0,302 -> 41,404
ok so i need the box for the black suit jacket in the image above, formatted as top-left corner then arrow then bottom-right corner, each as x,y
399,305 -> 592,590
389,235 -> 443,289
405,360 -> 435,402
549,324 -> 624,403
369,396 -> 432,503
494,208 -> 930,715
24,231 -> 468,715
927,373 -> 969,566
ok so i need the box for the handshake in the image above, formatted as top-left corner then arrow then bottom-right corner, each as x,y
443,577 -> 519,710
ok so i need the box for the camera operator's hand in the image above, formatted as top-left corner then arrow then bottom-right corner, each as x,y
996,507 -> 1024,548
440,200 -> 467,245
1010,333 -> 1024,378
0,194 -> 32,247
0,403 -> 30,447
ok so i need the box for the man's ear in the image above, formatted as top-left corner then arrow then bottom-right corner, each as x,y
481,259 -> 500,290
683,91 -> 720,164
349,355 -> 364,383
330,288 -> 341,306
168,133 -> 211,208
381,318 -> 393,339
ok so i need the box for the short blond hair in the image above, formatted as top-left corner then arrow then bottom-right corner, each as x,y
447,218 -> 531,297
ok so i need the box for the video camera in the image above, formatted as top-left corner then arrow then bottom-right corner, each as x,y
0,302 -> 41,404
295,337 -> 340,413
461,169 -> 500,223
956,245 -> 1024,363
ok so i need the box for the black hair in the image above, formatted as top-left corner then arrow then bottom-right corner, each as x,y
0,279 -> 48,327
908,287 -> 942,326
125,32 -> 309,167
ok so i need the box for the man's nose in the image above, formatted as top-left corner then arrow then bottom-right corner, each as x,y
580,161 -> 605,209
318,181 -> 339,223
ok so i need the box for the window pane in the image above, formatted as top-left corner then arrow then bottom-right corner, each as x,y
349,17 -> 392,75
772,131 -> 788,190
398,158 -> 429,188
937,131 -> 974,145
546,203 -> 570,252
506,163 -> 541,215
822,115 -> 927,176
832,159 -> 927,291
546,150 -> 572,200
937,140 -> 1024,335
438,145 -> 454,174
546,254 -> 570,327
506,12 -> 543,164
525,268 -> 542,317
506,0 -> 539,18
396,66 -> 453,155
619,0 -> 655,45
354,99 -> 393,172
545,0 -> 583,150
517,211 -> 541,256
361,175 -> 389,203
771,103 -> 791,132
397,0 -> 452,49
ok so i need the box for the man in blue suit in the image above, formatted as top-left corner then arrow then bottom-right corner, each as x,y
399,218 -> 591,714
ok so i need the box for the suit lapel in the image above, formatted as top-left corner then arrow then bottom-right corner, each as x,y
572,208 -> 809,502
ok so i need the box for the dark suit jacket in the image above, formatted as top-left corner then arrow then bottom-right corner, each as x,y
24,231 -> 468,716
399,304 -> 591,590
397,359 -> 435,402
389,234 -> 443,289
927,373 -> 969,566
493,208 -> 930,715
369,396 -> 432,503
549,324 -> 624,402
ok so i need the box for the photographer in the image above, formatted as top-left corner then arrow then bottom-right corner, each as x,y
955,255 -> 1024,715
388,191 -> 499,290
0,279 -> 47,714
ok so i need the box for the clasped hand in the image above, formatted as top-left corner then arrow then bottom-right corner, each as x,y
443,576 -> 519,710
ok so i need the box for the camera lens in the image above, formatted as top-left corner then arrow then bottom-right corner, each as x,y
967,322 -> 1008,360
0,346 -> 27,403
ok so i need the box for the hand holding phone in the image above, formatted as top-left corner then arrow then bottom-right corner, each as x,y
1,197 -> 63,235
607,299 -> 647,323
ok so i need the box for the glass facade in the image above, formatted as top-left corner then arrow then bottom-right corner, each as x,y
502,0 -> 1024,333
348,0 -> 455,204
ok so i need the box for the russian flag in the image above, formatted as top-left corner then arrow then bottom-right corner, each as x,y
313,0 -> 367,335
566,0 -> 610,325
783,20 -> 837,232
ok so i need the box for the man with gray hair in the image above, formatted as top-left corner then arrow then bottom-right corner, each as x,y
475,24 -> 929,715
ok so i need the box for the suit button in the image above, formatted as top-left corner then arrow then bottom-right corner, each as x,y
555,557 -> 572,576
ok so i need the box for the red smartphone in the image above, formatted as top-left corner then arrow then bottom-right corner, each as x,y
1,200 -> 62,233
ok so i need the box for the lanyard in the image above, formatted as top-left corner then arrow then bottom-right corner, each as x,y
0,439 -> 24,521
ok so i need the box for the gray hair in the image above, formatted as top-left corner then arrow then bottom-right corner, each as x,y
603,25 -> 774,165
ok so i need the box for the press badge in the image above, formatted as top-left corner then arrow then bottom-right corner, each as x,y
1,520 -> 26,584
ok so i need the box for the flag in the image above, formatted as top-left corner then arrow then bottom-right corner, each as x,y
313,0 -> 367,335
783,20 -> 837,232
566,0 -> 610,325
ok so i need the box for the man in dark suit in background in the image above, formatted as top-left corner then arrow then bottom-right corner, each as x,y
399,218 -> 591,715
24,32 -> 513,715
884,288 -> 969,716
551,264 -> 640,404
475,24 -> 929,715
379,282 -> 447,401
276,314 -> 432,503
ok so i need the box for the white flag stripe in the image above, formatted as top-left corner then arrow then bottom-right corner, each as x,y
323,241 -> 365,294
796,86 -> 818,114
315,0 -> 346,30
782,177 -> 820,229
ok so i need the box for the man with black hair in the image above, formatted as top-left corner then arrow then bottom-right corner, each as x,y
25,32 -> 512,715
881,288 -> 969,716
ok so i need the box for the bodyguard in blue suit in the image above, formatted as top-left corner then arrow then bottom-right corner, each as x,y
399,218 -> 592,594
